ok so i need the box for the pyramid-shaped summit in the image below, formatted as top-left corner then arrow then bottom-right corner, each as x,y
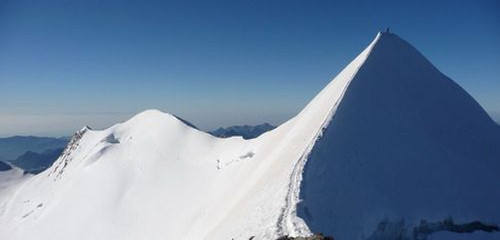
297,31 -> 500,239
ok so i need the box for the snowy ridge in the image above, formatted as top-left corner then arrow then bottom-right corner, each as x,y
277,32 -> 382,237
296,31 -> 500,239
1,31 -> 499,240
48,126 -> 89,180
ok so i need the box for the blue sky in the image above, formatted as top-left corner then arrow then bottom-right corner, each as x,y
1,0 -> 499,137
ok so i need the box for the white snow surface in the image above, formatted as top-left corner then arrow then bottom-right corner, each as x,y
1,32 -> 499,240
0,165 -> 28,198
297,32 -> 500,240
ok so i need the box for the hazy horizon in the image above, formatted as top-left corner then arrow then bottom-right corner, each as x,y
1,0 -> 499,137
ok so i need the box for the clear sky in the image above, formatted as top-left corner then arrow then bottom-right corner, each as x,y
1,0 -> 499,137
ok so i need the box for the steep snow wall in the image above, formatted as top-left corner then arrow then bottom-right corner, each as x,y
297,32 -> 500,240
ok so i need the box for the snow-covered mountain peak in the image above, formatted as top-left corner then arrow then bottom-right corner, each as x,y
297,30 -> 500,239
80,125 -> 91,132
128,108 -> 172,121
124,109 -> 184,127
1,31 -> 499,240
117,109 -> 201,135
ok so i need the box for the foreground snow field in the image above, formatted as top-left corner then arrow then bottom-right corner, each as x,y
0,31 -> 499,240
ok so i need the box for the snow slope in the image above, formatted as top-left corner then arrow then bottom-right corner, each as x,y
297,32 -> 500,239
1,31 -> 498,240
0,162 -> 30,219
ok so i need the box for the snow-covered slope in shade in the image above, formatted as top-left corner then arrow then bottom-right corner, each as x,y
297,32 -> 500,239
1,31 -> 498,240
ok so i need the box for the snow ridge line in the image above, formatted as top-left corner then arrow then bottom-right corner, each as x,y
48,127 -> 89,180
276,78 -> 354,237
276,33 -> 380,237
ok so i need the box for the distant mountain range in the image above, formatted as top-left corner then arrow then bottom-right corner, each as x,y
9,148 -> 65,174
490,111 -> 500,124
0,136 -> 68,161
0,160 -> 12,172
209,123 -> 276,139
0,136 -> 68,174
